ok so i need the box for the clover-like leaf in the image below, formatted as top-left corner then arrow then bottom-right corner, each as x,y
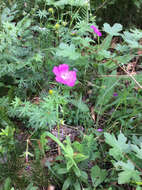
91,165 -> 107,187
104,132 -> 130,160
114,160 -> 141,184
131,143 -> 142,159
103,23 -> 123,36
56,43 -> 81,60
122,31 -> 142,48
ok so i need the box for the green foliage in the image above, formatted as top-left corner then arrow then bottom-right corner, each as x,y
46,132 -> 88,175
103,23 -> 123,36
9,92 -> 68,129
1,0 -> 142,189
3,177 -> 12,190
46,133 -> 105,189
114,160 -> 141,184
73,134 -> 100,161
104,132 -> 130,160
105,132 -> 142,185
56,43 -> 81,60
0,126 -> 15,156
91,0 -> 142,28
25,183 -> 38,190
91,165 -> 107,187
0,180 -> 38,190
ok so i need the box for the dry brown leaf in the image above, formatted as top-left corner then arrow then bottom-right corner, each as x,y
37,140 -> 42,151
58,145 -> 61,156
32,97 -> 42,104
41,155 -> 58,167
126,62 -> 136,73
137,50 -> 142,55
90,106 -> 96,122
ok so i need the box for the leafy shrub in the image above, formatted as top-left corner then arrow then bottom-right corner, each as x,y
0,0 -> 142,189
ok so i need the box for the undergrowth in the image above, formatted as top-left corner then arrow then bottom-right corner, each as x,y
0,0 -> 142,190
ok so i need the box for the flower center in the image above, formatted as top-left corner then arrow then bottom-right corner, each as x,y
61,72 -> 69,80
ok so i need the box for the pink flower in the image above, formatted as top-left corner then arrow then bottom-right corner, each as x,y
91,25 -> 102,37
97,128 -> 103,132
53,64 -> 76,87
113,92 -> 118,97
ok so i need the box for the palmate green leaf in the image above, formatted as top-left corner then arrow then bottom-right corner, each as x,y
98,49 -> 115,59
103,23 -> 123,36
56,43 -> 81,60
45,0 -> 55,5
104,133 -> 130,160
114,54 -> 135,64
122,30 -> 142,48
115,44 -> 130,53
91,165 -> 107,187
131,143 -> 142,159
132,135 -> 142,146
70,98 -> 89,112
130,28 -> 142,40
73,141 -> 84,152
114,160 -> 141,184
118,170 -> 140,185
54,0 -> 88,6
73,37 -> 93,48
54,0 -> 68,6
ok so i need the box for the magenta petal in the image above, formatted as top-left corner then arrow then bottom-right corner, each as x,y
58,64 -> 69,72
97,31 -> 102,37
53,66 -> 59,75
97,128 -> 103,132
91,25 -> 102,37
113,92 -> 118,97
91,25 -> 95,30
55,75 -> 68,85
66,71 -> 76,87
52,64 -> 77,87
55,76 -> 63,83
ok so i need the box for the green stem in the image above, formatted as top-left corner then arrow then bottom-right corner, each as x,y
56,103 -> 60,139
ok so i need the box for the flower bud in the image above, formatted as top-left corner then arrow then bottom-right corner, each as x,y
54,23 -> 60,30
49,89 -> 53,95
48,8 -> 54,14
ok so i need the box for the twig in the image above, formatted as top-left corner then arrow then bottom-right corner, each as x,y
119,64 -> 142,89
96,74 -> 138,78
111,58 -> 142,89
95,0 -> 109,13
